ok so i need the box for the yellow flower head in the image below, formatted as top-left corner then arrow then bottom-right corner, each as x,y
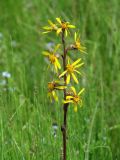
56,18 -> 76,36
64,87 -> 85,112
72,32 -> 86,53
48,81 -> 66,102
59,58 -> 84,84
43,20 -> 58,34
42,44 -> 61,73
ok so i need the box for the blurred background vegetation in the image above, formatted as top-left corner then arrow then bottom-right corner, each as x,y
0,0 -> 120,159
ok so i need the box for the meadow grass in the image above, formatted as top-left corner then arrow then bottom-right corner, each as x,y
0,0 -> 120,159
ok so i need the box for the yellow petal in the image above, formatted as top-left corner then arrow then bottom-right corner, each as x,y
68,25 -> 76,28
79,99 -> 83,107
55,86 -> 66,90
64,100 -> 73,104
66,96 -> 73,99
48,20 -> 54,26
42,31 -> 51,34
57,28 -> 62,34
48,92 -> 53,102
79,46 -> 86,53
42,51 -> 50,56
74,32 -> 77,41
54,63 -> 58,73
78,88 -> 85,96
59,70 -> 67,78
74,63 -> 84,68
52,91 -> 58,101
74,70 -> 81,75
71,73 -> 78,84
43,26 -> 51,30
71,86 -> 76,95
54,80 -> 61,83
53,44 -> 61,52
66,74 -> 70,84
56,17 -> 62,24
65,30 -> 68,37
55,59 -> 61,69
47,92 -> 51,97
74,106 -> 78,112
67,57 -> 70,64
72,58 -> 81,66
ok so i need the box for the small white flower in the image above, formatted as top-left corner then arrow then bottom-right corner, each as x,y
52,123 -> 58,130
2,71 -> 11,78
52,123 -> 58,138
46,42 -> 54,51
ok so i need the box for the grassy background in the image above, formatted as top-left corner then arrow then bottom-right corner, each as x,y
0,0 -> 120,159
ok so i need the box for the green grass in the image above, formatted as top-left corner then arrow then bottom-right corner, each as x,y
0,0 -> 120,159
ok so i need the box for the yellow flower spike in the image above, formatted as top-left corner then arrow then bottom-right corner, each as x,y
42,18 -> 86,158
43,19 -> 58,34
72,32 -> 86,53
42,45 -> 61,73
56,17 -> 75,36
59,58 -> 84,84
64,87 -> 85,111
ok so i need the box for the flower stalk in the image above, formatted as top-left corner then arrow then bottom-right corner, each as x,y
42,17 -> 86,160
61,29 -> 68,160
